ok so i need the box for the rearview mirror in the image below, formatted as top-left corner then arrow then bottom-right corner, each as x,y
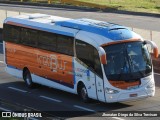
99,47 -> 107,64
145,40 -> 159,58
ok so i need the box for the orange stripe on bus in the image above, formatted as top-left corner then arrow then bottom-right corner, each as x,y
5,42 -> 74,88
101,38 -> 142,47
109,80 -> 140,90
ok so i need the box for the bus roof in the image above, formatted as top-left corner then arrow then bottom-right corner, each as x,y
55,18 -> 136,41
4,13 -> 141,45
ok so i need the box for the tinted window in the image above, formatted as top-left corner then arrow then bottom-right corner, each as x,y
57,35 -> 73,56
21,28 -> 38,47
3,24 -> 12,41
29,29 -> 38,47
3,24 -> 74,56
94,48 -> 103,78
103,42 -> 152,81
38,32 -> 57,51
76,40 -> 102,78
3,24 -> 20,43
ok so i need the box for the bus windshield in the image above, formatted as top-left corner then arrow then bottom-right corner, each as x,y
103,41 -> 152,81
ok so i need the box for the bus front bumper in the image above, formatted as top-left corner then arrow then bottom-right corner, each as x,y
106,87 -> 155,103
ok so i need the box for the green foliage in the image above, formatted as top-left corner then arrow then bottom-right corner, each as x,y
77,0 -> 160,13
7,0 -> 160,13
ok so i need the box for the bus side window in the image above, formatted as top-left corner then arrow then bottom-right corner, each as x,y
3,24 -> 20,43
76,40 -> 103,78
3,24 -> 12,42
94,48 -> 103,78
11,26 -> 20,43
29,29 -> 38,47
57,35 -> 74,56
21,28 -> 30,46
21,28 -> 38,47
38,32 -> 57,52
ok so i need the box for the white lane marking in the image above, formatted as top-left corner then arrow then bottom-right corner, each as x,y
73,105 -> 95,112
0,61 -> 4,63
154,73 -> 160,76
112,117 -> 125,120
8,87 -> 27,93
40,95 -> 62,103
0,107 -> 11,112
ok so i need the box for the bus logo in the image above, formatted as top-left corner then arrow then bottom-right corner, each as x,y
37,54 -> 67,72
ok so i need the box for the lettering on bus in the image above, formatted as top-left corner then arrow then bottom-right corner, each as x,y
76,68 -> 88,73
6,48 -> 16,53
37,54 -> 67,72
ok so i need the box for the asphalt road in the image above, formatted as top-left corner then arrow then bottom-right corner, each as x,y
0,43 -> 160,120
0,3 -> 160,31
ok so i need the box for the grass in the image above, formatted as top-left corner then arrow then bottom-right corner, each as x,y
76,0 -> 160,13
7,0 -> 160,13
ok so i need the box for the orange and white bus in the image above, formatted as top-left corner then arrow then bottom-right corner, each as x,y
3,13 -> 159,103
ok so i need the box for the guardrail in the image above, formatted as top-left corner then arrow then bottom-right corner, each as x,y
0,10 -> 159,72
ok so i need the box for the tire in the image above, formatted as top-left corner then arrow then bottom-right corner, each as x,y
23,70 -> 34,88
79,85 -> 90,103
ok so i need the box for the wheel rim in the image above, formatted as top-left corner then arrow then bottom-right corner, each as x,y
81,87 -> 87,100
26,74 -> 31,85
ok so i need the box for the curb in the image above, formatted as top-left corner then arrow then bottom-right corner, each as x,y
0,1 -> 160,18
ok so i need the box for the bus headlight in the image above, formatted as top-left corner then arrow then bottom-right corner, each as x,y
105,87 -> 119,94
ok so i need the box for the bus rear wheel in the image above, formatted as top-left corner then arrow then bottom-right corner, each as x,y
23,70 -> 34,88
79,85 -> 90,103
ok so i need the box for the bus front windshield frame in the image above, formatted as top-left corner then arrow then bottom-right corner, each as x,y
103,41 -> 152,81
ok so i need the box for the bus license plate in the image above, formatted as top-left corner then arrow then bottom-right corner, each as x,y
130,93 -> 137,97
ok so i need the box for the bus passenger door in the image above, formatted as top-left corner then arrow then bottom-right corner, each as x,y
74,59 -> 97,100
95,75 -> 106,102
75,39 -> 106,101
85,69 -> 97,99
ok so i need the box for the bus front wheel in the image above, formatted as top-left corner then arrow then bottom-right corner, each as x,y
79,85 -> 90,103
23,69 -> 34,88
